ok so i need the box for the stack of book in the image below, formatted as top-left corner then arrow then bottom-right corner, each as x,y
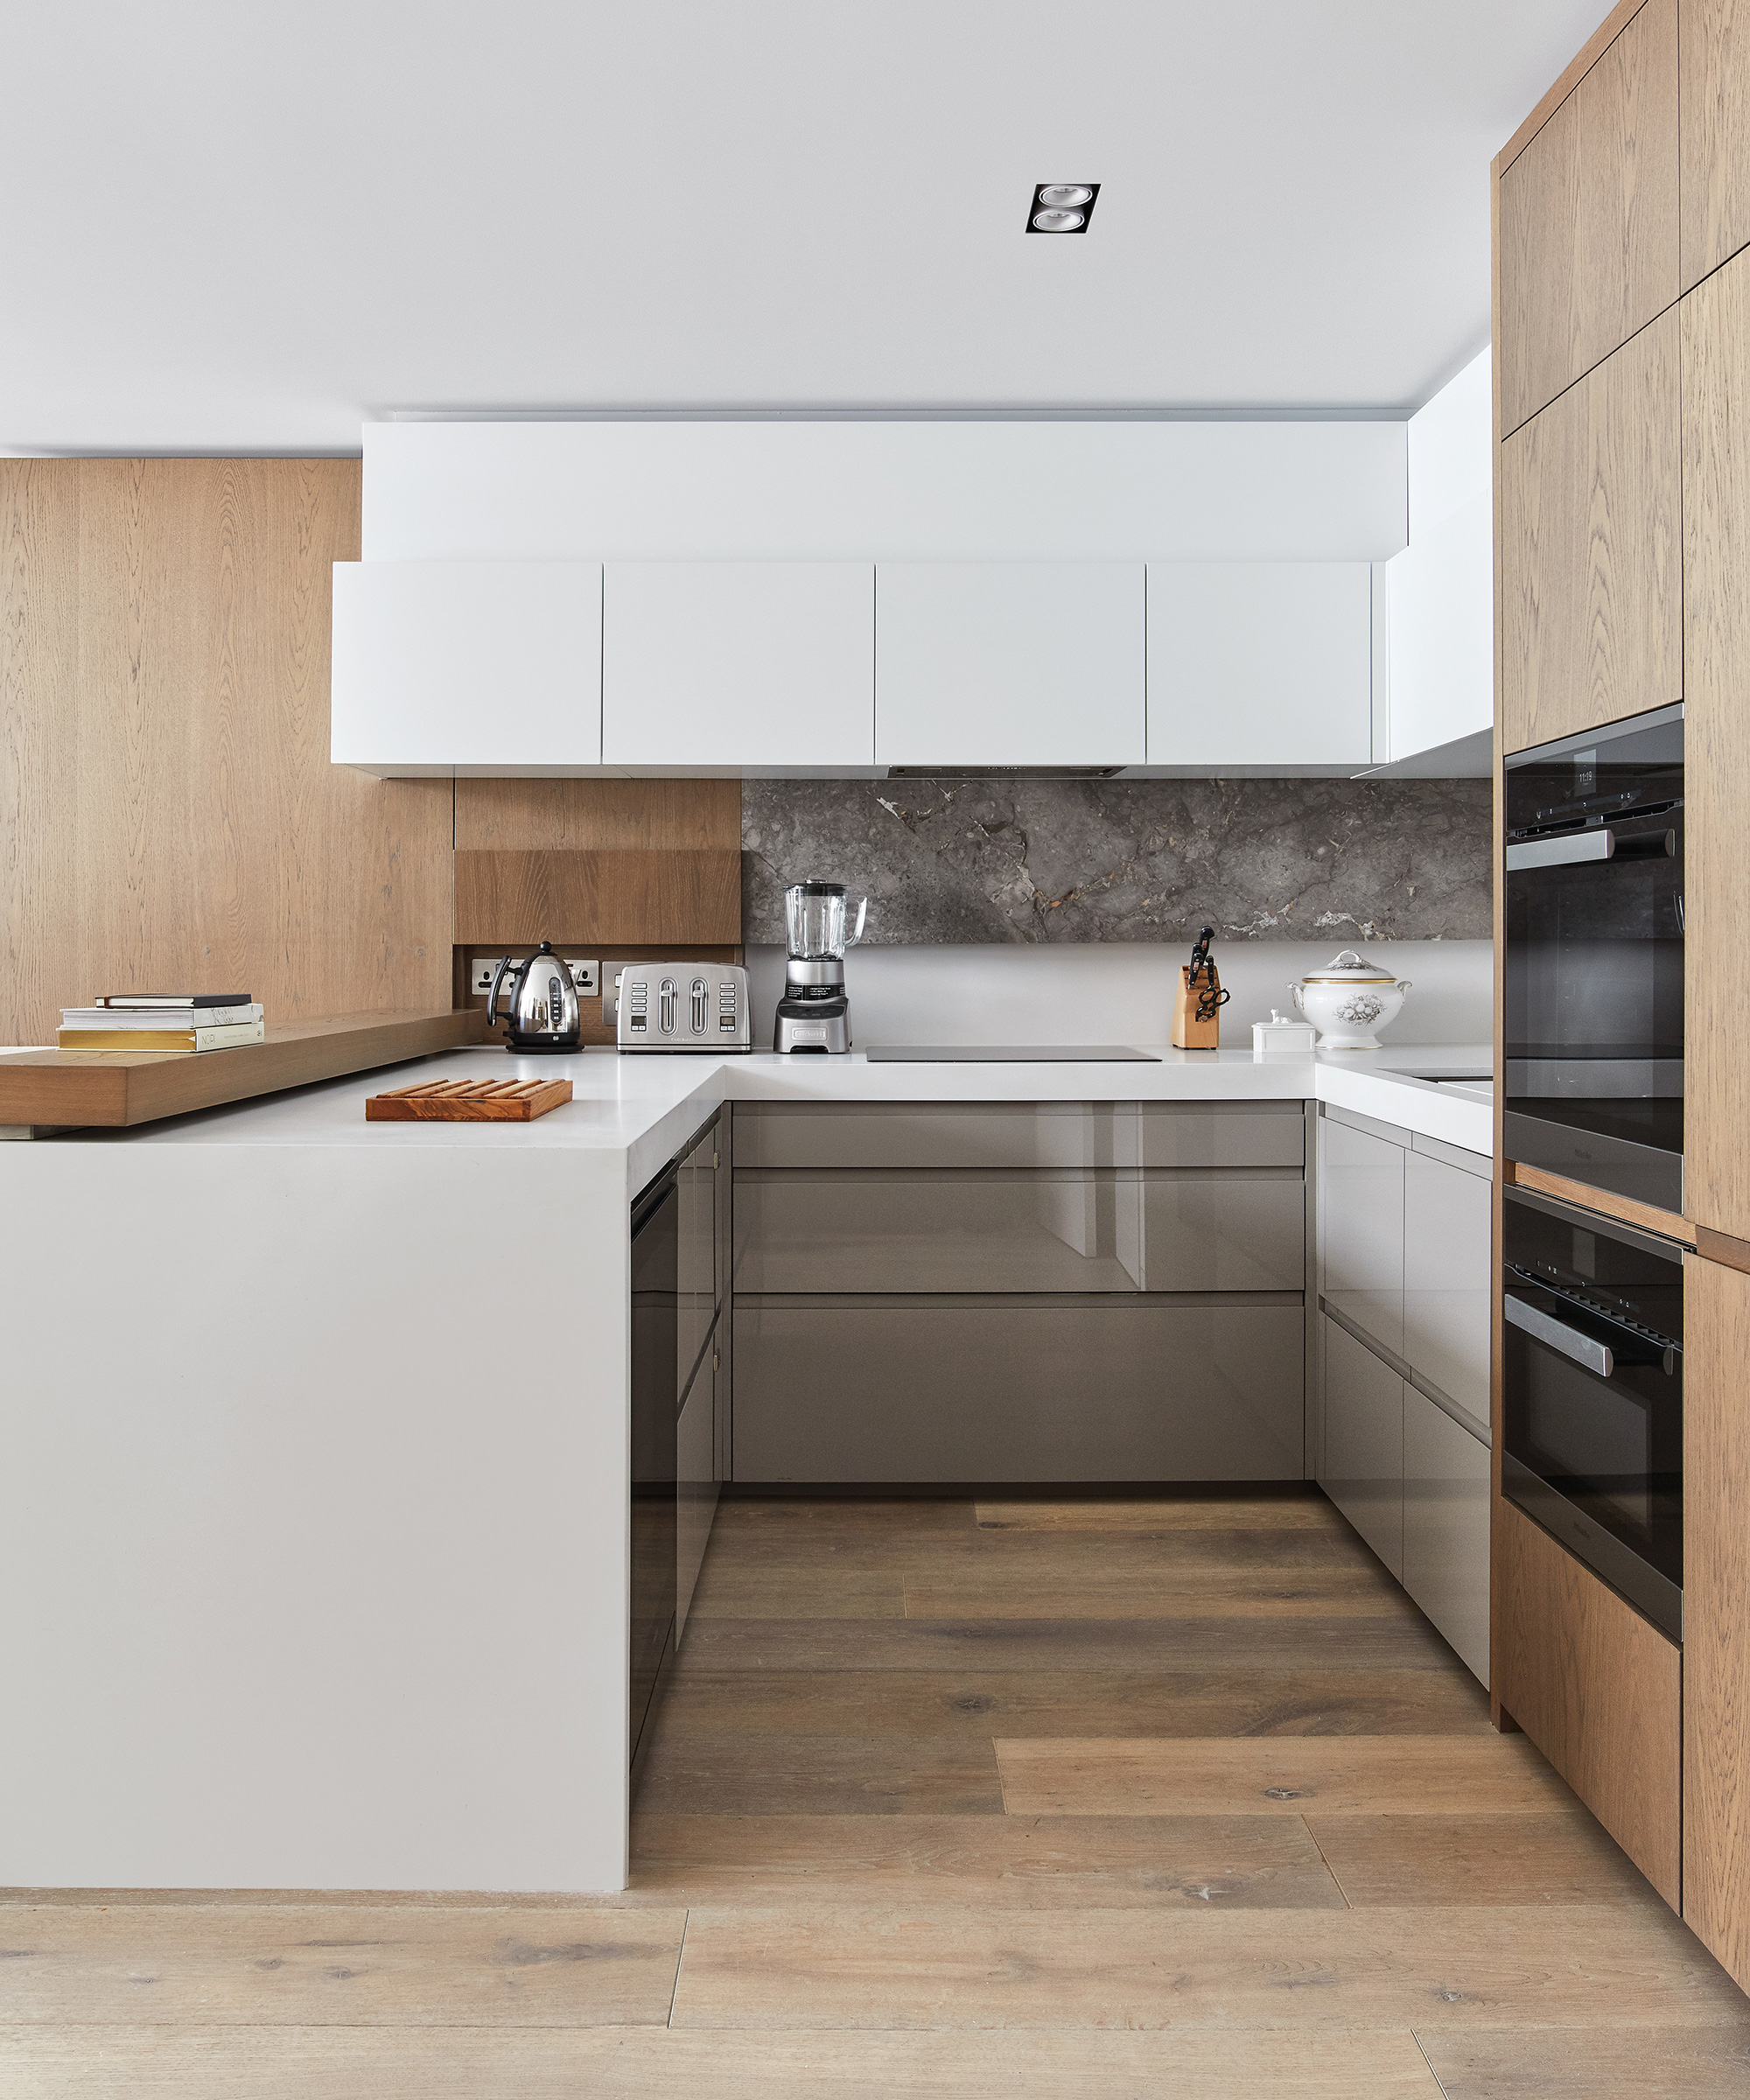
57,994 -> 265,1054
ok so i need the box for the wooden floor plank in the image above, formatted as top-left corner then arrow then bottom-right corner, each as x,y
718,1529 -> 1373,1576
634,1732 -> 1006,1816
995,1737 -> 1571,1817
0,1905 -> 687,2028
1306,1812 -> 1662,1908
975,1494 -> 1347,1534
1416,2021 -> 1750,2096
668,1903 -> 1748,2032
675,1614 -> 1459,1675
630,1813 -> 1347,1908
687,1567 -> 907,1620
0,2023 -> 1449,2098
904,1572 -> 1407,1620
653,1666 -> 1494,1740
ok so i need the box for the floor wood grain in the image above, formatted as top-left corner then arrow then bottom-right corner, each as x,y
12,1490 -> 1746,2092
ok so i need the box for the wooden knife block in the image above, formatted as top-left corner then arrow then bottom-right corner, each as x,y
1172,965 -> 1223,1050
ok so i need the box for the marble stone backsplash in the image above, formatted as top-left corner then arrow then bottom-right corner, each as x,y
742,776 -> 1491,946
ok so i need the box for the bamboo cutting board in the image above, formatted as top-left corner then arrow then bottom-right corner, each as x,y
365,1076 -> 573,1122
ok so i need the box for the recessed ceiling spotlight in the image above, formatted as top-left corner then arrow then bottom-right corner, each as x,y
1028,181 -> 1099,233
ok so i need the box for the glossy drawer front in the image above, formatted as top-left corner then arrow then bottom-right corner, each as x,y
734,1169 -> 1145,1292
678,1129 -> 718,1396
1141,1172 -> 1304,1292
1320,1316 -> 1404,1579
732,1295 -> 1306,1482
732,1102 -> 1140,1171
1140,1101 -> 1305,1168
1404,1150 -> 1491,1424
676,1352 -> 720,1647
1319,1113 -> 1406,1357
1403,1387 -> 1489,1686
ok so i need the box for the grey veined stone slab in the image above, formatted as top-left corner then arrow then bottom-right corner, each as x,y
741,776 -> 1491,946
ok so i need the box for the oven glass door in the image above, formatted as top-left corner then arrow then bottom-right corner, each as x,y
1502,1189 -> 1683,1634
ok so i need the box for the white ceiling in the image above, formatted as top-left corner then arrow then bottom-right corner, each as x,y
2,0 -> 1610,454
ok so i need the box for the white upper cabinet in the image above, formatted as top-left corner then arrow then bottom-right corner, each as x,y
1148,562 -> 1374,766
331,561 -> 601,775
874,563 -> 1146,768
602,564 -> 873,769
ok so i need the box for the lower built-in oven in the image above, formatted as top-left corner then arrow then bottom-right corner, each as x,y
1502,1185 -> 1684,1640
1503,702 -> 1684,1212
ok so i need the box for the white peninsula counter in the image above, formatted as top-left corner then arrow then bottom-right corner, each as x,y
0,1041 -> 1488,1894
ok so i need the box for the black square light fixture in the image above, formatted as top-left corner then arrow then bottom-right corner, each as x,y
1027,182 -> 1099,233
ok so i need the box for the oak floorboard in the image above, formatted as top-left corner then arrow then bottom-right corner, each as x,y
903,1569 -> 1406,1620
675,1614 -> 1458,1674
711,1499 -> 978,1539
0,2023 -> 1449,2098
1416,2020 -> 1750,2097
995,1736 -> 1571,1817
629,1813 -> 1346,1908
686,1567 -> 907,1620
718,1528 -> 1372,1576
0,1905 -> 687,2027
633,1732 -> 1006,1816
1306,1811 -> 1661,1908
974,1494 -> 1347,1533
652,1666 -> 1494,1740
668,1902 -> 1747,2032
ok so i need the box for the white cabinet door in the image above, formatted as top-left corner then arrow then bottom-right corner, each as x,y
603,564 -> 873,767
1147,562 -> 1373,766
1404,1148 -> 1492,1426
331,561 -> 601,774
1318,1114 -> 1406,1357
875,564 -> 1145,767
1386,494 -> 1493,761
1321,1317 -> 1404,1579
1403,1387 -> 1490,1685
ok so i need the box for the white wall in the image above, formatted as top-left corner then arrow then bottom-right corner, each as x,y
747,940 -> 1493,1051
363,420 -> 1409,564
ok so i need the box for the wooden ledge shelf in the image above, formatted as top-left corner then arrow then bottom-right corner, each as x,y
0,1010 -> 486,1130
1506,1159 -> 1697,1246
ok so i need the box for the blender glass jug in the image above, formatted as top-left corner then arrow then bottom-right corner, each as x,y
784,882 -> 867,958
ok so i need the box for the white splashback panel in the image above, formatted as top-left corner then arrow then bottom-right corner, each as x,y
364,420 -> 1409,565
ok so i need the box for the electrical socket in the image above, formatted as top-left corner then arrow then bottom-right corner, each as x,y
471,956 -> 601,1000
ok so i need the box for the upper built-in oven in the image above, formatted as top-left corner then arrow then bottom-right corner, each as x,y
1503,704 -> 1684,1213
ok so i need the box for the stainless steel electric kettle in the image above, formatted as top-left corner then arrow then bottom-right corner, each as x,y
486,941 -> 582,1054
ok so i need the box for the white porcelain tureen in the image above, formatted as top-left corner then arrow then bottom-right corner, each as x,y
1288,949 -> 1412,1050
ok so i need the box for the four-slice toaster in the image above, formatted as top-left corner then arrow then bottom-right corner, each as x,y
614,962 -> 752,1053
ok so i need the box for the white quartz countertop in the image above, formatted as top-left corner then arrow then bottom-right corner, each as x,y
43,1039 -> 1494,1186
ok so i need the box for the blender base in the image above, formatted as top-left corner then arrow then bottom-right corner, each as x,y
774,993 -> 851,1054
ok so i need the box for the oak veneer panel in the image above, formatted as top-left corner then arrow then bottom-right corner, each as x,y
0,1902 -> 686,2026
1499,0 -> 1662,172
454,776 -> 740,851
1683,1253 -> 1750,1988
0,2026 -> 1453,2100
1492,1495 -> 1681,1904
994,1733 -> 1568,1817
0,461 -> 453,1047
1418,2024 -> 1750,2099
1682,249 -> 1750,1240
1572,0 -> 1680,381
668,1901 -> 1742,2031
1500,91 -> 1581,434
1500,308 -> 1681,753
1507,1159 -> 1694,1243
1681,0 -> 1750,289
452,847 -> 740,948
1304,1810 -> 1661,1907
653,1665 -> 1494,1740
630,1812 -> 1346,1909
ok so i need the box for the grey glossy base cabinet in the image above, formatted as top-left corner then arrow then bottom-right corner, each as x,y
1316,1102 -> 1491,1686
731,1101 -> 1308,1484
676,1112 -> 729,1646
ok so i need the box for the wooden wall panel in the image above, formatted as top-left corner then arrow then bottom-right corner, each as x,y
1500,92 -> 1580,436
1493,1496 -> 1682,1905
1684,1252 -> 1750,1988
1572,0 -> 1679,378
454,777 -> 739,852
1683,248 -> 1750,1240
1680,0 -> 1750,290
0,460 -> 452,1046
1499,307 -> 1681,753
453,849 -> 740,948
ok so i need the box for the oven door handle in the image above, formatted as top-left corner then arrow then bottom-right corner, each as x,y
1506,830 -> 1616,872
1504,1292 -> 1616,1377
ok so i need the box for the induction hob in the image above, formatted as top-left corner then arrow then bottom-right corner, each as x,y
864,1045 -> 1162,1063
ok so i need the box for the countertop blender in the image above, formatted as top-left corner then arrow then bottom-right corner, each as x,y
774,881 -> 866,1053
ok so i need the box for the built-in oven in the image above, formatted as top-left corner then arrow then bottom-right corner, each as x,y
1503,703 -> 1684,1212
1502,1185 -> 1684,1640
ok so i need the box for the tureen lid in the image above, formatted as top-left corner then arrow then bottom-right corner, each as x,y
1300,948 -> 1395,984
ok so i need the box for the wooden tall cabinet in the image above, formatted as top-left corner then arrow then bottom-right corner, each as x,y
1680,0 -> 1750,290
